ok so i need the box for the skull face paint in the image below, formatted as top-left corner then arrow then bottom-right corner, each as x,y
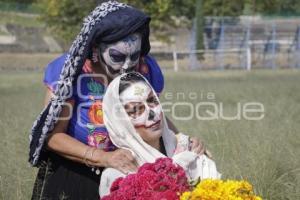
120,81 -> 162,128
99,33 -> 142,78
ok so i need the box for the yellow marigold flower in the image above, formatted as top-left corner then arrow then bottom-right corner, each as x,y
180,191 -> 192,200
179,179 -> 262,200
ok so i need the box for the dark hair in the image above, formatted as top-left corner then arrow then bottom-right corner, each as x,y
119,73 -> 146,94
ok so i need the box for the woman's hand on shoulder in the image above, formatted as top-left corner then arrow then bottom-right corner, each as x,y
189,136 -> 213,158
94,149 -> 138,174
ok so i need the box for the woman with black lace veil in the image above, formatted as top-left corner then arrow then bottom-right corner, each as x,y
29,1 -> 205,199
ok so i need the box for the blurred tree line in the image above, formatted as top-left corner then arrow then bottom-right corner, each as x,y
4,0 -> 300,45
0,0 -> 39,13
0,0 -> 36,3
37,0 -> 242,43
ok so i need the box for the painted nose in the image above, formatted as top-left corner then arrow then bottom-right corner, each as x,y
122,60 -> 136,73
122,62 -> 129,70
120,63 -> 129,74
148,110 -> 155,120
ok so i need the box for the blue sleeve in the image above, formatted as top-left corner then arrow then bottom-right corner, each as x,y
43,53 -> 68,91
142,55 -> 164,94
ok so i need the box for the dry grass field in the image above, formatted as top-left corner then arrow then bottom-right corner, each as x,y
0,60 -> 299,199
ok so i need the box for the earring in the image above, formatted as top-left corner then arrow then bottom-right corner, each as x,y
92,50 -> 99,63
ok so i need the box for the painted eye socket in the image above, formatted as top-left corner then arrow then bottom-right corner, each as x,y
147,96 -> 159,107
109,49 -> 126,63
130,51 -> 140,61
125,103 -> 145,118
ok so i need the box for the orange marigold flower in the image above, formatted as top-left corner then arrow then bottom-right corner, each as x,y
88,100 -> 103,125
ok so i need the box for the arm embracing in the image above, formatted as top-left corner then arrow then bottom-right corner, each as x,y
45,101 -> 138,173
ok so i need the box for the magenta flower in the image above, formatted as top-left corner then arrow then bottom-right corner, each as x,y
101,158 -> 189,200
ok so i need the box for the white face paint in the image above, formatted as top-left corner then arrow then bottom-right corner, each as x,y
120,81 -> 162,128
99,33 -> 142,78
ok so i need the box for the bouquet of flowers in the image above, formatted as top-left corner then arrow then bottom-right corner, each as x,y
101,158 -> 189,200
102,158 -> 262,200
180,179 -> 262,200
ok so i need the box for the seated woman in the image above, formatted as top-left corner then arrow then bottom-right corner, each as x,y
100,72 -> 221,197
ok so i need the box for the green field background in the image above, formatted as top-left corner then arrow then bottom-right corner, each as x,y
0,70 -> 299,199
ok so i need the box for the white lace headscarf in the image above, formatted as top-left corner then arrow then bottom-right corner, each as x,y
103,73 -> 177,164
